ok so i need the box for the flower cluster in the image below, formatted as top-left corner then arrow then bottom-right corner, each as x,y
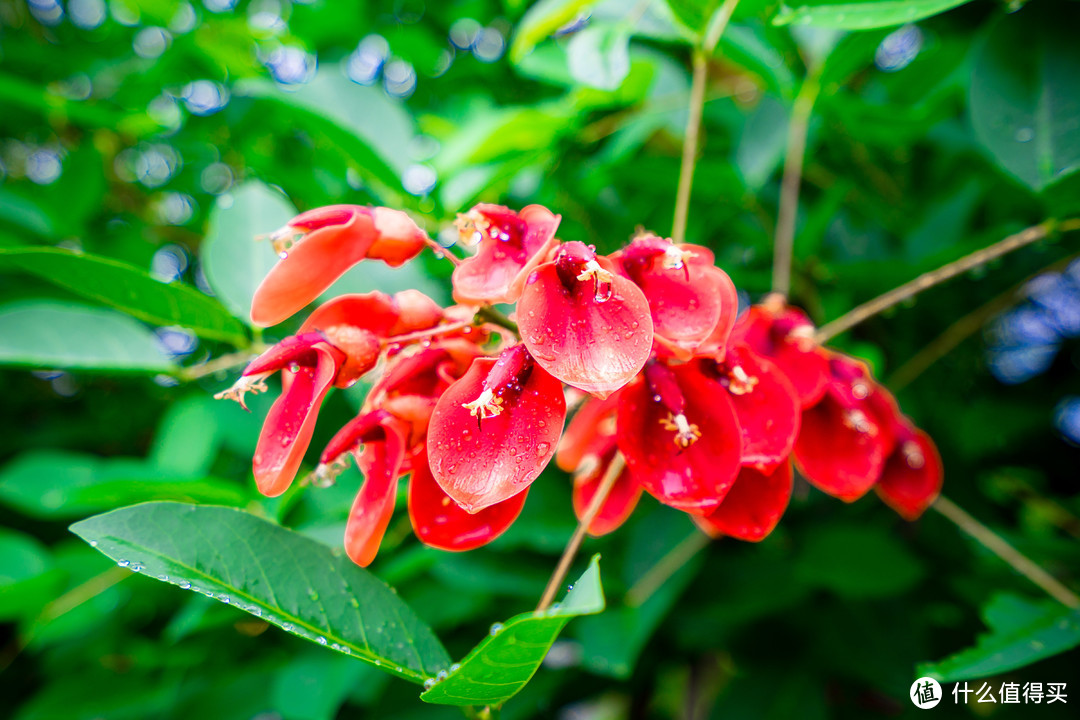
216,203 -> 943,566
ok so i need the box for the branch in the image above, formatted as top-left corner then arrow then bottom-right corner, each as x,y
180,347 -> 263,381
771,72 -> 821,297
815,219 -> 1079,344
671,0 -> 741,244
536,453 -> 626,612
933,495 -> 1079,609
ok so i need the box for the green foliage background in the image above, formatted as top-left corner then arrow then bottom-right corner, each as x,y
1,0 -> 1079,717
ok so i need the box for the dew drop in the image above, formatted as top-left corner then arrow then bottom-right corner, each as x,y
179,580 -> 191,589
436,670 -> 449,682
317,636 -> 327,645
89,540 -> 98,547
489,622 -> 504,636
424,678 -> 437,690
449,663 -> 461,673
278,251 -> 289,259
117,559 -> 130,568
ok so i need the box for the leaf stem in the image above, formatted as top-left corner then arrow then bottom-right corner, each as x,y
815,219 -> 1077,344
536,453 -> 626,612
671,0 -> 741,244
771,71 -> 821,297
933,495 -> 1080,609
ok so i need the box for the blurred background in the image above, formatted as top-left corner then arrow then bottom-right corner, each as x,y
1,0 -> 1079,717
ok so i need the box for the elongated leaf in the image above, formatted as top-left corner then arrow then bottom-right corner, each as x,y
567,24 -> 632,91
0,450 -> 247,520
970,5 -> 1080,191
510,0 -> 603,63
0,247 -> 247,345
70,503 -> 450,683
201,181 -> 295,321
421,555 -> 604,707
774,0 -> 973,30
917,594 -> 1080,682
0,300 -> 173,372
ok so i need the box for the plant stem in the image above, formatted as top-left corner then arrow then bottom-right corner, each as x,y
381,320 -> 472,347
180,347 -> 264,381
671,0 -> 741,244
814,219 -> 1076,344
423,235 -> 462,266
771,71 -> 821,297
625,530 -> 710,607
536,453 -> 626,612
476,305 -> 518,334
933,495 -> 1080,609
887,252 -> 1080,391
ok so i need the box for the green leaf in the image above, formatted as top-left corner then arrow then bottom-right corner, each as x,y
774,0 -> 974,30
0,450 -> 247,520
0,300 -> 173,373
200,181 -> 296,321
70,503 -> 450,683
420,555 -> 605,706
0,247 -> 247,345
510,0 -> 603,63
664,0 -> 719,34
918,594 -> 1080,682
970,5 -> 1080,191
0,528 -> 62,621
567,24 -> 632,91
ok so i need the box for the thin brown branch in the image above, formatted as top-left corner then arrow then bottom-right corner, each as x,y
536,453 -> 626,612
423,235 -> 461,266
933,495 -> 1079,609
815,219 -> 1073,344
888,252 -> 1080,391
771,72 -> 821,296
180,347 -> 264,381
625,530 -> 710,607
671,0 -> 741,244
380,320 -> 472,348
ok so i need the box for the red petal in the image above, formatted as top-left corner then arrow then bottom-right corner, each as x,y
252,207 -> 379,327
300,292 -> 400,336
694,460 -> 793,541
243,332 -> 338,377
364,208 -> 428,267
427,348 -> 566,512
252,344 -> 339,496
518,247 -> 653,398
732,305 -> 829,408
343,418 -> 408,566
572,449 -> 642,537
793,389 -> 888,502
616,363 -> 742,514
388,289 -> 444,335
555,391 -> 621,473
408,445 -> 528,551
451,204 -> 561,305
876,426 -> 943,520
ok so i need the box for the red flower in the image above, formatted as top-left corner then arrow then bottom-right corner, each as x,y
617,360 -> 742,514
427,344 -> 566,512
556,391 -> 642,537
450,204 -> 561,305
731,297 -> 829,409
876,422 -> 943,520
694,459 -> 793,541
612,234 -> 738,359
518,241 -> 653,398
793,353 -> 900,502
251,205 -> 429,327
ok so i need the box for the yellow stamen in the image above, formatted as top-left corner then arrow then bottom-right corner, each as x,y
454,210 -> 490,246
213,374 -> 269,411
305,454 -> 351,488
727,365 -> 759,395
659,412 -> 701,448
462,388 -> 504,419
661,244 -> 695,270
576,259 -> 613,285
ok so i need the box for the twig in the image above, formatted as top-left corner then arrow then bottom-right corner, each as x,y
422,235 -> 461,266
815,219 -> 1077,344
180,347 -> 263,381
671,0 -> 741,244
536,453 -> 626,612
771,71 -> 821,297
476,305 -> 518,334
888,252 -> 1080,391
380,320 -> 472,347
625,530 -> 710,607
933,495 -> 1079,609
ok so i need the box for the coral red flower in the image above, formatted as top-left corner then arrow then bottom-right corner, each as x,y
793,353 -> 900,502
696,342 -> 801,472
556,391 -> 642,536
694,459 -> 793,541
731,297 -> 829,409
518,241 -> 653,398
427,344 -> 566,512
617,360 -> 742,514
251,205 -> 429,327
408,444 -> 529,551
612,234 -> 738,359
450,204 -> 561,305
876,422 -> 943,520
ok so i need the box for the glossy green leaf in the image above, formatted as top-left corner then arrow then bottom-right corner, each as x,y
200,181 -> 296,322
774,0 -> 974,30
0,300 -> 173,373
0,450 -> 247,520
918,594 -> 1080,682
420,555 -> 604,706
567,24 -> 632,91
510,0 -> 603,63
71,503 -> 450,683
0,247 -> 247,345
970,5 -> 1080,191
